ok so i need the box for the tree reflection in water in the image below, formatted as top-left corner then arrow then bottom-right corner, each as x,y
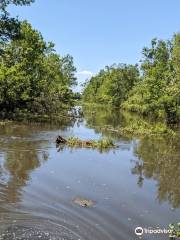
83,104 -> 180,208
0,140 -> 49,204
0,106 -> 180,210
0,118 -> 74,205
133,135 -> 180,208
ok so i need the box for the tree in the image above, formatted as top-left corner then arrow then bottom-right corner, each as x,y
83,33 -> 180,123
83,64 -> 139,106
0,0 -> 34,10
0,21 -> 76,116
0,0 -> 35,43
123,34 -> 180,123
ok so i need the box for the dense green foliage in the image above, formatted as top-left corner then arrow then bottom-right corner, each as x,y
169,223 -> 180,239
83,64 -> 139,106
83,34 -> 180,123
0,0 -> 77,119
124,34 -> 180,123
0,21 -> 76,117
0,0 -> 34,42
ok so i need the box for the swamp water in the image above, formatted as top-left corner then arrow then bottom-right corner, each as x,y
0,106 -> 179,240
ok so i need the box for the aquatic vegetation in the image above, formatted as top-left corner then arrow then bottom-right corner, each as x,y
66,137 -> 116,149
169,223 -> 180,239
118,111 -> 176,136
118,121 -> 175,136
56,135 -> 117,153
82,105 -> 176,136
0,121 -> 12,126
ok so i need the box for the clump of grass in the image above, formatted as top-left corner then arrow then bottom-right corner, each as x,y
118,121 -> 175,136
0,120 -> 12,126
66,137 -> 116,149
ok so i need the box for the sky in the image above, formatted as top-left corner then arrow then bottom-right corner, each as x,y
8,0 -> 180,91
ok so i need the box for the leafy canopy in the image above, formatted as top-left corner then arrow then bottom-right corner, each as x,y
123,34 -> 180,123
0,0 -> 35,42
83,33 -> 180,123
0,21 -> 76,115
83,64 -> 139,106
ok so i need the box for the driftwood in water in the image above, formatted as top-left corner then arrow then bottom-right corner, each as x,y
56,135 -> 67,144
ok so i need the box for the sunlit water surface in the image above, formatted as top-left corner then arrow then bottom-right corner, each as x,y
0,106 -> 179,240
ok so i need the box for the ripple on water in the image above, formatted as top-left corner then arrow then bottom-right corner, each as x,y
0,219 -> 81,240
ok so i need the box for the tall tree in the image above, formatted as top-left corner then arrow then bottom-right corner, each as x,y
0,0 -> 34,42
0,21 -> 76,115
83,64 -> 139,106
123,34 -> 180,123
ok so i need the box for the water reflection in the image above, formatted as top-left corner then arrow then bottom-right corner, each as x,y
82,104 -> 180,208
0,141 -> 48,204
1,108 -> 179,210
0,107 -> 179,239
131,159 -> 144,188
0,120 -> 75,205
133,135 -> 180,208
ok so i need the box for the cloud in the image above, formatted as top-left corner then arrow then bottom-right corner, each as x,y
77,70 -> 93,76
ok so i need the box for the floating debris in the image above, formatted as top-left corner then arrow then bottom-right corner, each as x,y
56,135 -> 67,144
56,135 -> 116,150
73,197 -> 95,207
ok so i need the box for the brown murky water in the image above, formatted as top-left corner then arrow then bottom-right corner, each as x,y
0,106 -> 179,240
